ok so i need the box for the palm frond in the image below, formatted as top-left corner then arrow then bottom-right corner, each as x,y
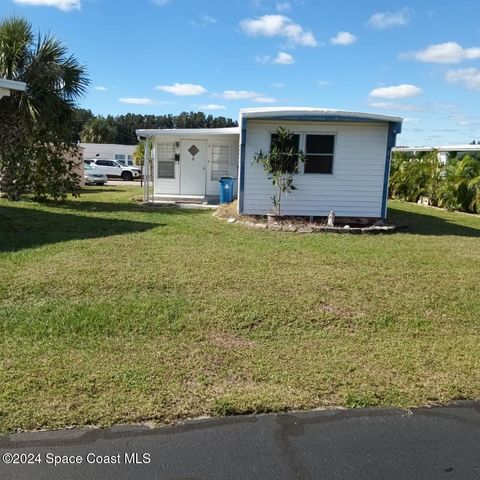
0,17 -> 33,79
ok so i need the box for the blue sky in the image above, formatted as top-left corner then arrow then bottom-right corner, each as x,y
1,0 -> 480,145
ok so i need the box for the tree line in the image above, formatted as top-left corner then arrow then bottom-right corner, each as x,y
76,111 -> 238,145
390,151 -> 480,214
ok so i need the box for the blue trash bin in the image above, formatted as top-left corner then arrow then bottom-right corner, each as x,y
219,176 -> 235,204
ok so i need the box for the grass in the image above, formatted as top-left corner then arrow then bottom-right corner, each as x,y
0,187 -> 479,433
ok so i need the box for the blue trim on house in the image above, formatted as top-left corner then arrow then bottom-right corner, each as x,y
381,121 -> 402,219
238,117 -> 247,214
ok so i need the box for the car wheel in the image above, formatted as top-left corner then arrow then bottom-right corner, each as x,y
121,171 -> 133,181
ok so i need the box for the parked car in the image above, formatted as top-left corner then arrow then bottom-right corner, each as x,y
84,163 -> 108,186
91,159 -> 141,181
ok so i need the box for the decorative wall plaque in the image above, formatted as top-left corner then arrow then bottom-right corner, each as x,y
188,145 -> 199,158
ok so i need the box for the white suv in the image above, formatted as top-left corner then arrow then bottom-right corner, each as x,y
92,159 -> 141,181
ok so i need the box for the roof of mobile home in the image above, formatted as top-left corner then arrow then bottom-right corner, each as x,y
240,107 -> 403,124
136,108 -> 403,138
136,127 -> 240,138
0,77 -> 26,92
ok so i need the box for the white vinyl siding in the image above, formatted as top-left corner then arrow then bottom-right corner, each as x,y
152,134 -> 239,197
242,120 -> 388,217
157,144 -> 175,179
211,145 -> 230,181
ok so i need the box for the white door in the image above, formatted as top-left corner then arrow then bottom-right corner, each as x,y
180,140 -> 207,195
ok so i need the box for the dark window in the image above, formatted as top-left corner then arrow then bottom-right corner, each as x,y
304,134 -> 335,174
270,133 -> 300,173
95,160 -> 107,166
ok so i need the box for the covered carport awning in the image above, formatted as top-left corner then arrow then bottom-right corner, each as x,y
393,145 -> 480,154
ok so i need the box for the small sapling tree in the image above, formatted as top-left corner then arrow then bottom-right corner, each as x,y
253,127 -> 304,215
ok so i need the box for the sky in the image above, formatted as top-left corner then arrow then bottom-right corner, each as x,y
1,0 -> 479,146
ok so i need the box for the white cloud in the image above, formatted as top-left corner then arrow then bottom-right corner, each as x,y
275,1 -> 291,12
240,15 -> 317,47
217,90 -> 262,100
369,84 -> 422,99
254,96 -> 277,103
94,86 -> 108,91
155,83 -> 207,96
330,31 -> 357,46
197,104 -> 227,110
191,14 -> 217,27
215,90 -> 276,103
448,112 -> 480,127
367,101 -> 423,112
366,8 -> 410,29
401,42 -> 480,64
275,51 -> 294,64
317,80 -> 331,87
256,52 -> 294,64
445,68 -> 480,90
255,54 -> 272,64
119,98 -> 156,105
13,0 -> 80,11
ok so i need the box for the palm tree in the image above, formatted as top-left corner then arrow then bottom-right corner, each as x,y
390,150 -> 444,205
80,117 -> 117,143
0,17 -> 88,132
439,157 -> 469,211
0,17 -> 89,199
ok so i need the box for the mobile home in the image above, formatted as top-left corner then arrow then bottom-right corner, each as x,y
137,107 -> 402,220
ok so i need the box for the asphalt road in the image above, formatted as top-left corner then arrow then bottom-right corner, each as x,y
0,403 -> 479,480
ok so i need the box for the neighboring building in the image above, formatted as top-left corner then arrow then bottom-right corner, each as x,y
393,145 -> 480,153
393,145 -> 480,164
79,143 -> 137,166
137,107 -> 403,221
0,78 -> 26,99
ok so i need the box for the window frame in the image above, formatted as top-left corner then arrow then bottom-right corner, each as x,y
156,143 -> 176,180
266,130 -> 337,176
268,131 -> 302,174
302,132 -> 336,175
210,144 -> 231,182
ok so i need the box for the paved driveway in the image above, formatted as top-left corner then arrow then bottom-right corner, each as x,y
0,403 -> 479,480
85,179 -> 141,187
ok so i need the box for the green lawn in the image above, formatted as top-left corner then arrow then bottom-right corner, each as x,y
0,187 -> 479,433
